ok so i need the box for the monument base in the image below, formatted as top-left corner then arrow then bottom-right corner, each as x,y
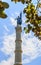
14,64 -> 22,65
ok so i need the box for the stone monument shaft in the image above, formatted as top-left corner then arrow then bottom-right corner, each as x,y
14,12 -> 22,65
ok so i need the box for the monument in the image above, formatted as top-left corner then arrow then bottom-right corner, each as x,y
14,12 -> 22,65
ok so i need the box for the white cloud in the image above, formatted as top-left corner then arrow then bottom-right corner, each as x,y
1,31 -> 41,65
1,34 -> 16,54
10,17 -> 17,27
0,54 -> 14,65
15,12 -> 20,16
22,34 -> 41,64
3,25 -> 9,32
1,33 -> 15,65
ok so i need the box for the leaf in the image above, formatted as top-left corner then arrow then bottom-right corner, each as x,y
0,11 -> 7,18
0,1 -> 5,11
25,29 -> 30,33
38,3 -> 41,8
3,2 -> 9,8
25,19 -> 29,23
24,27 -> 26,30
11,0 -> 32,4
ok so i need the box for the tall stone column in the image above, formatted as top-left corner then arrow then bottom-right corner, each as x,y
14,12 -> 22,65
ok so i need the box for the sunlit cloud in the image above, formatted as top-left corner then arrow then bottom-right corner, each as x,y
1,34 -> 15,54
15,12 -> 20,16
0,55 -> 14,65
1,33 -> 15,65
3,25 -> 9,32
0,31 -> 41,65
10,17 -> 17,27
22,33 -> 41,64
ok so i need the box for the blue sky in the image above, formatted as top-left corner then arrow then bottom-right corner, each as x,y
0,0 -> 41,65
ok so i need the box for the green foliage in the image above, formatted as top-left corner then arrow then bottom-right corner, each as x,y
11,0 -> 41,40
2,2 -> 9,8
0,1 -> 9,18
0,0 -> 41,39
11,0 -> 32,4
23,3 -> 41,39
0,11 -> 7,18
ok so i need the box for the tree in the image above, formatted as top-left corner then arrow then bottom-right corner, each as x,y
0,0 -> 41,40
11,0 -> 41,40
0,1 -> 9,18
11,0 -> 31,4
24,2 -> 41,40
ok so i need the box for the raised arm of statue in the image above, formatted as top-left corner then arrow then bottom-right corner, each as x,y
17,12 -> 22,25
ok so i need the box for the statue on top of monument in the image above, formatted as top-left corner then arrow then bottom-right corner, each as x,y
17,12 -> 22,25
